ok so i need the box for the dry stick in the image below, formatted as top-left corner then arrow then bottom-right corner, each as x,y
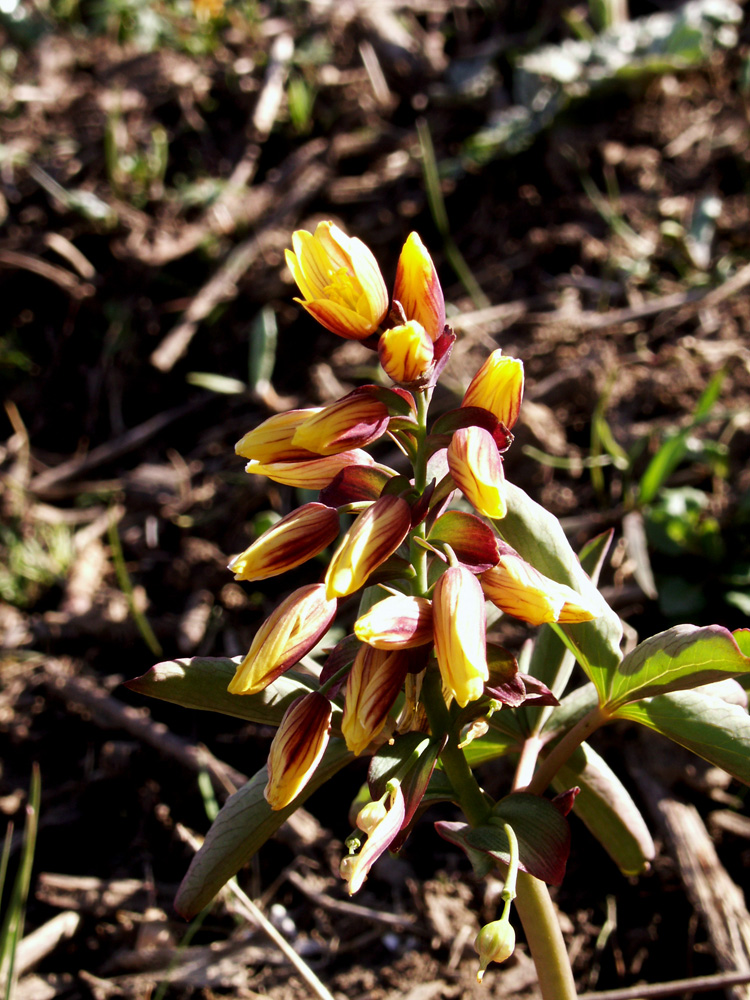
150,159 -> 329,372
177,825 -> 336,1000
284,869 -> 421,932
28,395 -> 212,493
0,249 -> 95,299
577,968 -> 750,1000
15,911 -> 81,977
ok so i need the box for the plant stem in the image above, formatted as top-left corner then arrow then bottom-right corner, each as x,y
526,705 -> 608,796
514,872 -> 578,1000
410,388 -> 432,597
420,667 -> 490,827
512,734 -> 544,791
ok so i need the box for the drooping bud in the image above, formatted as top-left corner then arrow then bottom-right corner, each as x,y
235,408 -> 322,464
461,351 -> 524,431
447,425 -> 507,519
433,566 -> 489,708
393,232 -> 445,341
243,450 -> 375,489
264,692 -> 332,810
354,595 -> 433,649
475,918 -> 516,982
291,389 -> 389,456
378,321 -> 435,384
228,503 -> 340,582
480,554 -> 599,626
285,222 -> 389,340
341,645 -> 410,755
228,583 -> 337,695
325,495 -> 411,599
340,780 -> 406,894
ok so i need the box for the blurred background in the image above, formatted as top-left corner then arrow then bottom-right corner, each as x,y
1,0 -> 750,996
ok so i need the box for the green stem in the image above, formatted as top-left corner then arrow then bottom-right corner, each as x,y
514,872 -> 578,1000
420,667 -> 490,827
410,388 -> 432,597
525,705 -> 608,796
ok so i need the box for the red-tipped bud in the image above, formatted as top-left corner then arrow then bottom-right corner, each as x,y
340,781 -> 406,894
433,566 -> 489,708
447,425 -> 507,519
461,351 -> 524,431
378,321 -> 435,384
325,495 -> 411,599
228,503 -> 340,582
393,232 -> 445,341
235,408 -> 322,464
228,584 -> 337,695
291,390 -> 389,456
264,692 -> 332,810
244,450 -> 375,489
480,555 -> 599,626
354,595 -> 433,649
285,222 -> 389,340
341,645 -> 410,756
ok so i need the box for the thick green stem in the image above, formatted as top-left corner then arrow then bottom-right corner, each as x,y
514,872 -> 578,1000
420,667 -> 490,827
410,387 -> 432,597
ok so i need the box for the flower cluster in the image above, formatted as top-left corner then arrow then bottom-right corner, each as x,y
228,221 -> 599,893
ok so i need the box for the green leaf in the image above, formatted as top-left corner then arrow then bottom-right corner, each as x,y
552,743 -> 654,876
614,687 -> 750,786
495,483 -> 623,700
462,727 -> 520,768
175,739 -> 353,918
602,624 -> 750,711
733,628 -> 750,657
125,658 -> 329,728
436,792 -> 571,885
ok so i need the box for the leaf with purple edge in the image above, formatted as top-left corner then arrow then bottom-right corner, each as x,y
428,510 -> 501,572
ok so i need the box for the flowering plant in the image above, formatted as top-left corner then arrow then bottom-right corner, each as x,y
129,222 -> 750,995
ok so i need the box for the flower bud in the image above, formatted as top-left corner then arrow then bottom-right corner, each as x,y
447,425 -> 507,519
264,692 -> 332,810
378,321 -> 435,384
433,566 -> 489,708
475,918 -> 516,982
235,408 -> 322,464
291,390 -> 389,456
228,503 -> 340,582
244,450 -> 375,489
356,799 -> 388,834
393,232 -> 445,341
228,583 -> 337,695
340,781 -> 406,895
480,555 -> 599,626
462,351 -> 524,431
354,595 -> 433,649
341,645 -> 410,755
325,495 -> 411,599
285,222 -> 389,340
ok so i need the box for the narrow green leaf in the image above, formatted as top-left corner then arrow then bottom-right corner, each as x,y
615,687 -> 750,785
495,483 -> 623,700
552,743 -> 654,876
603,624 -> 750,711
175,739 -> 353,917
462,727 -> 520,768
125,658 -> 330,729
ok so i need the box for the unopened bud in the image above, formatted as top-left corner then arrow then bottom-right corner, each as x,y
475,918 -> 516,983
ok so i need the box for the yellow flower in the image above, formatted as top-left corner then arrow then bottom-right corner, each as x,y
393,232 -> 445,341
264,692 -> 332,810
341,645 -> 410,755
447,426 -> 507,519
433,566 -> 488,707
354,595 -> 433,649
228,503 -> 340,583
480,554 -> 599,626
292,390 -> 389,456
462,351 -> 524,430
235,409 -> 322,464
228,584 -> 337,695
285,222 -> 389,340
325,495 -> 412,599
244,449 -> 375,489
378,321 -> 435,384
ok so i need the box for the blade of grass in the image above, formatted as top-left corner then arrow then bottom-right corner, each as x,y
0,765 -> 40,1000
416,118 -> 490,310
107,509 -> 163,657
